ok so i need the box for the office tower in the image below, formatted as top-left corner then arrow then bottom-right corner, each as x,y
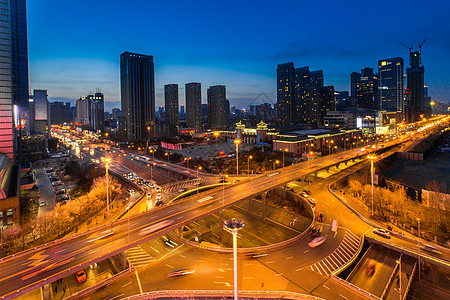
355,67 -> 377,109
201,103 -> 208,125
120,51 -> 155,141
90,91 -> 104,131
406,49 -> 425,122
0,0 -> 14,160
350,72 -> 361,107
164,84 -> 179,135
308,70 -> 323,126
320,86 -> 335,124
207,85 -> 227,129
31,90 -> 50,148
50,102 -> 72,125
293,66 -> 323,126
334,91 -> 350,110
76,92 -> 104,131
378,57 -> 404,112
185,82 -> 202,130
277,62 -> 295,127
225,99 -> 231,123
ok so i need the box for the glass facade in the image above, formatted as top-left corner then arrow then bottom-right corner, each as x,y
378,57 -> 404,112
0,0 -> 14,161
185,82 -> 202,130
164,84 -> 179,134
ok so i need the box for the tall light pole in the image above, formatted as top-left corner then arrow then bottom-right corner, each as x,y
247,155 -> 252,176
196,166 -> 202,195
225,219 -> 245,300
417,214 -> 421,280
147,126 -> 151,149
103,157 -> 111,216
281,148 -> 288,167
396,258 -> 402,300
367,155 -> 377,216
234,139 -> 240,175
165,152 -> 171,162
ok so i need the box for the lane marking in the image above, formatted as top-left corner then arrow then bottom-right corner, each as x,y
340,294 -> 348,300
323,284 -> 330,290
274,273 -> 283,277
165,264 -> 174,268
286,256 -> 293,260
135,270 -> 143,294
295,268 -> 303,272
149,246 -> 160,253
122,282 -> 132,288
303,249 -> 309,253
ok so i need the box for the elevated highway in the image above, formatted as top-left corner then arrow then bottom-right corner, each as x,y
0,138 -> 413,299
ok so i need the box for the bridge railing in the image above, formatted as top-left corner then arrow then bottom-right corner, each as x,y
120,290 -> 325,300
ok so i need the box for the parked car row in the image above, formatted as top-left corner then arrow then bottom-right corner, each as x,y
46,167 -> 68,204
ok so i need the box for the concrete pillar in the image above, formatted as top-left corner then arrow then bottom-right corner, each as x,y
218,210 -> 224,241
262,192 -> 267,220
179,225 -> 184,238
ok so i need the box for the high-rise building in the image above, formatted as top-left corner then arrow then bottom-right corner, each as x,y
50,102 -> 72,125
185,82 -> 202,130
294,66 -> 310,124
406,49 -> 425,123
277,62 -> 295,127
112,108 -> 122,120
164,84 -> 179,135
355,67 -> 377,109
120,51 -> 155,141
378,57 -> 404,112
320,86 -> 335,123
334,91 -> 350,110
31,90 -> 50,149
207,85 -> 227,129
0,0 -> 14,161
76,92 -> 104,131
350,72 -> 360,107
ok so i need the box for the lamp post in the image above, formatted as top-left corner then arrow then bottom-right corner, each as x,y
234,139 -> 240,175
417,214 -> 421,280
165,152 -> 171,162
103,157 -> 111,216
224,219 -> 245,300
147,126 -> 151,149
247,155 -> 252,177
281,148 -> 288,167
367,155 -> 377,216
196,166 -> 202,195
396,258 -> 402,300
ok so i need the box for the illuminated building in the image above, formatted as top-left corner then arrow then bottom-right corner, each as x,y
185,82 -> 202,130
164,84 -> 179,135
405,49 -> 425,123
355,67 -> 377,109
378,57 -> 404,112
120,51 -> 156,141
277,62 -> 295,127
207,85 -> 227,129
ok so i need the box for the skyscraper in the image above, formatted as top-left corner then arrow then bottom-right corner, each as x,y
350,72 -> 361,107
294,66 -> 310,124
0,0 -> 14,161
320,86 -> 335,123
164,84 -> 179,134
277,63 -> 295,127
120,51 -> 155,141
355,67 -> 377,109
90,92 -> 105,131
378,57 -> 404,112
185,82 -> 202,130
406,49 -> 425,123
207,85 -> 227,129
308,70 -> 324,126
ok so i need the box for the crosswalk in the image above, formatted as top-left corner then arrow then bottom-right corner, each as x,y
127,246 -> 156,268
308,229 -> 360,276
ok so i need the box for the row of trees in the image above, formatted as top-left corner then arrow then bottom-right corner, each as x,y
1,176 -> 122,257
345,175 -> 449,243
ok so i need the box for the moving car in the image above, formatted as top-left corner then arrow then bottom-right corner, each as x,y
373,228 -> 390,238
303,190 -> 312,195
52,181 -> 63,186
75,270 -> 87,283
310,227 -> 321,237
331,220 -> 338,232
365,261 -> 376,276
156,194 -> 162,200
39,201 -> 46,207
307,198 -> 316,206
167,269 -> 195,277
155,200 -> 164,207
308,236 -> 326,248
178,187 -> 187,193
421,244 -> 441,255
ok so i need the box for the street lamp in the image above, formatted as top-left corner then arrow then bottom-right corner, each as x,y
396,258 -> 402,300
234,139 -> 241,175
196,166 -> 202,195
165,152 -> 171,162
224,219 -> 245,300
103,157 -> 111,216
367,155 -> 377,216
147,126 -> 151,149
281,148 -> 288,167
247,155 -> 252,177
417,214 -> 421,280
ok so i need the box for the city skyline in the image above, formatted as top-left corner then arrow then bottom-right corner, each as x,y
27,0 -> 450,112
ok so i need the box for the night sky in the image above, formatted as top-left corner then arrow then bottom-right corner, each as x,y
28,0 -> 450,112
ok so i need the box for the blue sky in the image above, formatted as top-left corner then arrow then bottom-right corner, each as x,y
28,0 -> 450,112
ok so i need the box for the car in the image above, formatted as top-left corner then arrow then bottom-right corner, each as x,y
303,190 -> 312,195
317,213 -> 324,222
373,228 -> 390,238
147,193 -> 152,199
301,192 -> 308,198
421,244 -> 442,255
56,194 -> 69,202
365,261 -> 376,276
55,189 -> 66,195
308,236 -> 326,248
75,270 -> 86,283
307,198 -> 316,206
178,187 -> 187,193
45,168 -> 54,173
155,200 -> 164,207
218,179 -> 227,183
49,177 -> 59,182
310,227 -> 321,237
52,181 -> 63,186
156,194 -> 162,200
129,189 -> 135,194
167,269 -> 195,277
39,201 -> 46,207
331,220 -> 338,232
155,187 -> 161,192
233,180 -> 241,184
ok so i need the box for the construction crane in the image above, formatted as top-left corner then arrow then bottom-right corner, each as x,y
418,38 -> 427,52
397,41 -> 413,53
